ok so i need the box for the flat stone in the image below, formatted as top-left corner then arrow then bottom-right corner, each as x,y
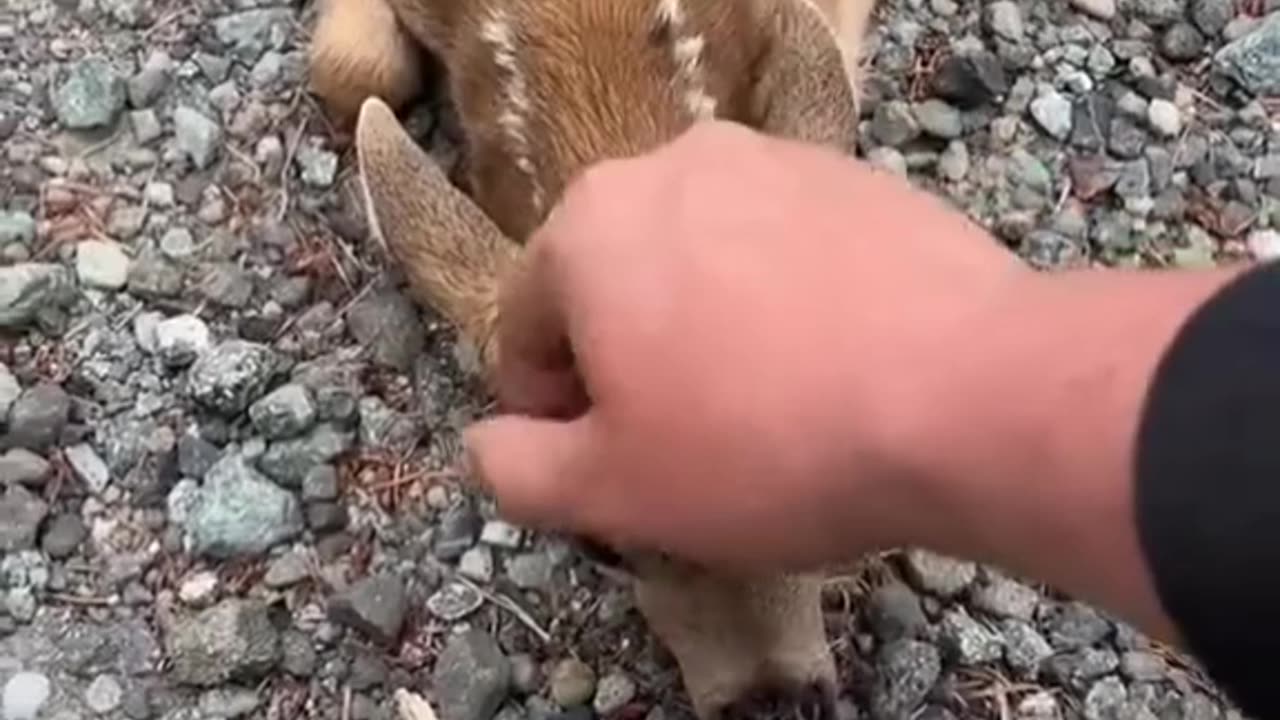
328,573 -> 407,645
433,630 -> 512,720
75,240 -> 130,290
54,57 -> 126,129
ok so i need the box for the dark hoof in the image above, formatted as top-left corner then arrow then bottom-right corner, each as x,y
718,680 -> 838,720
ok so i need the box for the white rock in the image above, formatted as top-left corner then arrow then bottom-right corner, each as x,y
2,672 -> 50,720
1247,229 -> 1280,260
867,147 -> 907,176
1070,0 -> 1115,19
153,314 -> 211,367
479,520 -> 524,548
1029,91 -> 1073,140
85,673 -> 123,714
75,240 -> 130,290
178,569 -> 220,606
1147,99 -> 1182,137
64,443 -> 111,494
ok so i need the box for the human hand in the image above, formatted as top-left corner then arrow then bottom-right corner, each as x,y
462,120 -> 1035,573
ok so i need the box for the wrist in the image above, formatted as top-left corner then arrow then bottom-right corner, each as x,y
904,263 -> 1243,640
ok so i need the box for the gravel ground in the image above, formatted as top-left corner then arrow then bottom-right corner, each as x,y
0,0 -> 1276,718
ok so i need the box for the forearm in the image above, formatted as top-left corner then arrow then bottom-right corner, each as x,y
908,264 -> 1244,643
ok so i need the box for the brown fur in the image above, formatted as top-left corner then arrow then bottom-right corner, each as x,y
312,0 -> 878,717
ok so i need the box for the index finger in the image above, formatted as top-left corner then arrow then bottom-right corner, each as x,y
493,223 -> 589,420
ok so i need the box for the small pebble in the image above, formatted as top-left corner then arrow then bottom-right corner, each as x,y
85,674 -> 124,714
1147,98 -> 1182,137
550,658 -> 596,707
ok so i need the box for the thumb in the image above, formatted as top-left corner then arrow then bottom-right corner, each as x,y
462,413 -> 598,531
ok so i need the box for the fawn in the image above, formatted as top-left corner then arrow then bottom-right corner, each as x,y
307,0 -> 879,717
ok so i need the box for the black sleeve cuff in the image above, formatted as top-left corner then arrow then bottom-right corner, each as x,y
1135,260 -> 1280,718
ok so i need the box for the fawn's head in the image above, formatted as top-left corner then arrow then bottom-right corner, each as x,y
316,0 -> 871,716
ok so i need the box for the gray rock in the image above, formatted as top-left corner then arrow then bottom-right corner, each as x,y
870,101 -> 920,147
1120,650 -> 1168,681
1008,148 -> 1052,194
479,520 -> 525,549
939,609 -> 1004,665
65,442 -> 111,493
1030,91 -> 1073,140
594,673 -> 636,716
178,431 -> 220,479
257,423 -> 354,487
328,573 -> 407,645
86,674 -> 124,714
249,384 -> 316,439
0,212 -> 35,246
1116,159 -> 1152,198
0,448 -> 50,486
187,454 -> 304,559
1043,601 -> 1112,649
41,512 -> 87,558
1083,676 -> 1128,720
1133,0 -> 1187,25
76,240 -> 131,290
870,640 -> 941,720
357,396 -> 421,455
1161,23 -> 1206,60
280,630 -> 318,676
305,502 -> 347,532
7,383 -> 70,451
198,686 -> 260,718
295,142 -> 339,188
937,140 -> 970,181
345,289 -> 426,372
459,546 -> 495,583
930,51 -> 1008,108
1215,12 -> 1280,95
1108,116 -> 1149,159
913,99 -> 963,139
903,549 -> 975,597
263,548 -> 311,588
197,264 -> 255,308
550,658 -> 596,707
0,364 -> 17,418
867,582 -> 928,642
985,0 -> 1024,40
1001,619 -> 1054,679
165,598 -> 281,686
127,52 -> 171,109
54,57 -> 126,129
173,107 -> 223,170
129,109 -> 163,144
971,574 -> 1039,621
213,8 -> 294,58
0,484 -> 47,551
1088,45 -> 1117,77
1018,691 -> 1061,719
1191,0 -> 1234,35
301,464 -> 339,501
867,147 -> 907,175
433,630 -> 512,720
154,314 -> 212,368
187,340 -> 282,415
0,263 -> 75,329
506,552 -> 554,589
250,51 -> 285,88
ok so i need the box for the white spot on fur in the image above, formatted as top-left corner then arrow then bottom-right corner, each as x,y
481,8 -> 544,213
654,0 -> 716,120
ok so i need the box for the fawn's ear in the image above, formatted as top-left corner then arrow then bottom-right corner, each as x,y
355,96 -> 519,373
749,0 -> 867,155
